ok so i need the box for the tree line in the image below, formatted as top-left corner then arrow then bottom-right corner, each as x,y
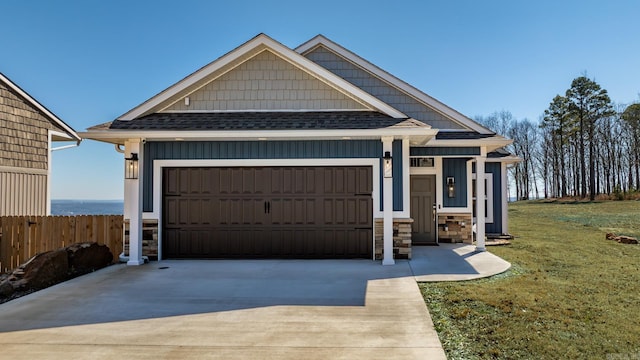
476,76 -> 640,201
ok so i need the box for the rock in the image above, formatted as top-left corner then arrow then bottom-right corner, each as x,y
605,233 -> 638,244
617,236 -> 638,244
13,249 -> 69,291
66,242 -> 113,274
0,279 -> 14,297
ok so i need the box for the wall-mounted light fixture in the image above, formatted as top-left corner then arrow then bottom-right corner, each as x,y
447,177 -> 455,198
125,153 -> 139,179
383,151 -> 393,178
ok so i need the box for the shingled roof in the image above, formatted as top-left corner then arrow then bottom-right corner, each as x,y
107,111 -> 409,130
435,131 -> 495,140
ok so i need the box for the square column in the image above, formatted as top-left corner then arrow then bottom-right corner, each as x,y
381,136 -> 395,265
475,149 -> 486,252
124,139 -> 145,266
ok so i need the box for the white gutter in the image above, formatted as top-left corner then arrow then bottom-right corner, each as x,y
51,143 -> 80,151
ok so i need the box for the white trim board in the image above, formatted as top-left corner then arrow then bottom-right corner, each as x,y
145,158 -> 414,260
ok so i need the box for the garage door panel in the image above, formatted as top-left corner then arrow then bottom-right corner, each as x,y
163,166 -> 373,259
164,168 -> 180,195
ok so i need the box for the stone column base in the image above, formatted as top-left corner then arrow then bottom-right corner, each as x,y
375,218 -> 414,260
124,219 -> 159,259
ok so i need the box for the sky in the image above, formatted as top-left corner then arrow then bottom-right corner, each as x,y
2,0 -> 639,200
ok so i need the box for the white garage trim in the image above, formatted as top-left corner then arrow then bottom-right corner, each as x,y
147,158 -> 381,260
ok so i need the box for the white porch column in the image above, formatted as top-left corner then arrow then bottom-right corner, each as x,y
501,162 -> 509,235
382,136 -> 395,265
475,148 -> 486,252
125,139 -> 145,266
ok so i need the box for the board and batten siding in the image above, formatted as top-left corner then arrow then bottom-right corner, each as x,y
304,46 -> 465,130
0,170 -> 47,216
485,162 -> 502,234
442,158 -> 468,208
164,50 -> 367,112
410,146 -> 480,157
143,140 -> 404,213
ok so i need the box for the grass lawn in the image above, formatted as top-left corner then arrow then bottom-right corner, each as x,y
420,200 -> 640,359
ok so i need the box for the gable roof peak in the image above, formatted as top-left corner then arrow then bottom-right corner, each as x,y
0,72 -> 80,142
116,34 -> 407,121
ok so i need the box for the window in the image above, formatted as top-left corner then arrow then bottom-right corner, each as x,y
472,173 -> 493,223
410,157 -> 434,168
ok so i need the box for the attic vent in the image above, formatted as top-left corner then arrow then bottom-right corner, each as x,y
410,157 -> 434,168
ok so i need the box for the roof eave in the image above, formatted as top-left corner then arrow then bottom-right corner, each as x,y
79,127 -> 438,146
425,136 -> 513,153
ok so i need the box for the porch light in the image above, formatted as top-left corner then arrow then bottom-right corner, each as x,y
383,151 -> 393,178
447,177 -> 455,198
125,153 -> 139,179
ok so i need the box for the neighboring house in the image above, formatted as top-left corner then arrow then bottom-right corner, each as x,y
0,73 -> 81,216
82,34 -> 518,265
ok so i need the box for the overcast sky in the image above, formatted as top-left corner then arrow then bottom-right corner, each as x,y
2,0 -> 639,199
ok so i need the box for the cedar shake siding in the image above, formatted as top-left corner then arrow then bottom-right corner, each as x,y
0,75 -> 79,216
0,81 -> 63,170
164,50 -> 367,112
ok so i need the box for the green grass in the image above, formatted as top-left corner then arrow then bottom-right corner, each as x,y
420,200 -> 640,359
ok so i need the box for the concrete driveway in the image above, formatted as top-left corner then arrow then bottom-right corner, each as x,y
0,259 -> 447,359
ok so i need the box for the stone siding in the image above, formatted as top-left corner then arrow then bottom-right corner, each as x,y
438,213 -> 473,244
124,219 -> 159,259
375,218 -> 413,260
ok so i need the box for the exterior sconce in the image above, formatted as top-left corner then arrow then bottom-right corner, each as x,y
447,177 -> 455,198
383,151 -> 392,178
125,153 -> 139,179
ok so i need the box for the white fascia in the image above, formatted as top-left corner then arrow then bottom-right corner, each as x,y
117,34 -> 407,121
295,35 -> 493,134
425,137 -> 513,153
79,127 -> 439,144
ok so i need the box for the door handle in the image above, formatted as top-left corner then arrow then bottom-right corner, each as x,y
264,201 -> 268,214
432,203 -> 437,221
267,201 -> 271,214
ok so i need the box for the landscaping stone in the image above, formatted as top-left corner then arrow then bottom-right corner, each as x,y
0,279 -> 14,297
605,233 -> 638,244
12,249 -> 69,291
1,242 -> 114,304
66,242 -> 113,274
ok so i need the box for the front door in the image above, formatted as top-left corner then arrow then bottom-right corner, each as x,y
410,175 -> 436,245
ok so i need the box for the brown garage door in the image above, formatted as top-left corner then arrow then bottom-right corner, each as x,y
162,166 -> 373,259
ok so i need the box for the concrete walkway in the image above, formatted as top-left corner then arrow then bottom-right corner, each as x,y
0,246 -> 509,359
411,243 -> 511,282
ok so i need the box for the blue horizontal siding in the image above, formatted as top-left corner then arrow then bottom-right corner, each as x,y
410,146 -> 480,156
143,140 -> 406,213
442,158 -> 468,208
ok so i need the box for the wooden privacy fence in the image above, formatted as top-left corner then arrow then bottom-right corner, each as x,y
0,215 -> 123,273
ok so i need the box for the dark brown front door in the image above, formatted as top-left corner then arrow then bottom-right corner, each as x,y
410,175 -> 436,244
162,166 -> 373,259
